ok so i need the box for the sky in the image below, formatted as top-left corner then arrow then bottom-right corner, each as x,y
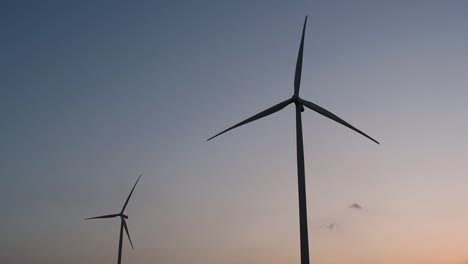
1,0 -> 468,263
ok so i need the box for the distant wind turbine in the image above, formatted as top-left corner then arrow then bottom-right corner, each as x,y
85,175 -> 141,264
207,16 -> 379,264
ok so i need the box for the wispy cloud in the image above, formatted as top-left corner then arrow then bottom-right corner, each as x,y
349,203 -> 363,210
320,223 -> 336,230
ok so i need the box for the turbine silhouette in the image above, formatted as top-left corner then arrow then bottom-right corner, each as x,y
85,175 -> 141,264
207,16 -> 379,264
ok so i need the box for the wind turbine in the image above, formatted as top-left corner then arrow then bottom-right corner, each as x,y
85,175 -> 141,264
207,16 -> 379,264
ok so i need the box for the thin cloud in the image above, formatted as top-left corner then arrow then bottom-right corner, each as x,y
320,223 -> 336,230
349,203 -> 363,210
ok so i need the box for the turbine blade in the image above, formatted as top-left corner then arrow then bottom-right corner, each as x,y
207,98 -> 293,141
122,219 -> 134,250
121,175 -> 142,214
299,98 -> 379,144
84,213 -> 119,220
294,16 -> 308,96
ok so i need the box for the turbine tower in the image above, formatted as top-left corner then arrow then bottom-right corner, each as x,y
85,175 -> 141,264
207,16 -> 379,264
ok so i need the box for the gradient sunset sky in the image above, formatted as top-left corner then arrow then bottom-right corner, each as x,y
2,1 -> 468,263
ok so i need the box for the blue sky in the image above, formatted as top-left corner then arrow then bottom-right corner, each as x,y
1,1 -> 468,263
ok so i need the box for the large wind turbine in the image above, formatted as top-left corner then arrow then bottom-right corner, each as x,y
207,16 -> 379,264
85,175 -> 141,264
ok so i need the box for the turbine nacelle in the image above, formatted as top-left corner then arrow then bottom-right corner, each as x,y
121,214 -> 129,219
291,96 -> 305,112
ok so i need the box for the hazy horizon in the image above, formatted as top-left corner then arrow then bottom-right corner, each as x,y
2,1 -> 468,263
